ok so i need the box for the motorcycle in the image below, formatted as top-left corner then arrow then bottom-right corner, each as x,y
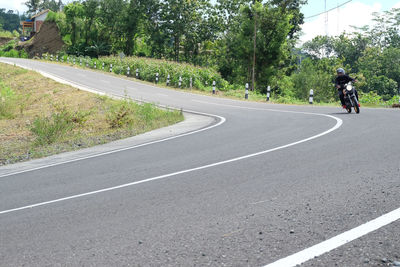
341,82 -> 360,114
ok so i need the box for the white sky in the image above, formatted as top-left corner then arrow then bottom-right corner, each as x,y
300,1 -> 400,44
2,0 -> 400,45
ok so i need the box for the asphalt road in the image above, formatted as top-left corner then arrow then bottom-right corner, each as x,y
0,58 -> 399,266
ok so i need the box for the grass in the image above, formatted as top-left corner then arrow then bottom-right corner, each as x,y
37,55 -> 400,108
0,63 -> 184,166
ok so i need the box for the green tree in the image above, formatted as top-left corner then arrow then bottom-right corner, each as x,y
221,2 -> 293,90
82,0 -> 99,46
25,0 -> 41,14
0,9 -> 21,32
64,2 -> 84,46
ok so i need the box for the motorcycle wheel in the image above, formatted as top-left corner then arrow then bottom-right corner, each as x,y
346,107 -> 352,113
353,98 -> 360,114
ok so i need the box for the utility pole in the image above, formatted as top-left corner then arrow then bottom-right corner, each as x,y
252,0 -> 257,91
325,0 -> 329,36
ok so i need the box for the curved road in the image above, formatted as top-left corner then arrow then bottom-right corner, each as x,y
0,58 -> 399,266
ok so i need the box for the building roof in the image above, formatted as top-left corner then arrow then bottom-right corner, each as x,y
31,9 -> 50,20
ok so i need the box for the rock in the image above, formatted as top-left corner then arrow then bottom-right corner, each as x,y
381,258 -> 388,263
393,261 -> 400,266
290,230 -> 295,234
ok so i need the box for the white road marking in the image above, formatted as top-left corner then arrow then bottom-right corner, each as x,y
0,112 -> 225,179
2,58 -> 398,266
0,114 -> 341,215
0,59 -> 226,178
264,207 -> 400,267
193,100 -> 400,267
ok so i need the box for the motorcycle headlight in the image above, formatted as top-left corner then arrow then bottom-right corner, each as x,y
346,84 -> 353,91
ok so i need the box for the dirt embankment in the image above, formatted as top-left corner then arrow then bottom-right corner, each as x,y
19,21 -> 64,57
0,37 -> 13,46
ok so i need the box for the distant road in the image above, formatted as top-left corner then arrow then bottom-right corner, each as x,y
0,58 -> 399,266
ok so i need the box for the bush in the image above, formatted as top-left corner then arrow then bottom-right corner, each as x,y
359,91 -> 382,105
367,75 -> 398,99
3,49 -> 19,58
30,105 -> 90,145
106,98 -> 136,128
99,56 -> 228,91
31,112 -> 74,145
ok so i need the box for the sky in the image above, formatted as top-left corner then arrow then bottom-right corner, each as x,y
1,0 -> 400,44
300,0 -> 400,44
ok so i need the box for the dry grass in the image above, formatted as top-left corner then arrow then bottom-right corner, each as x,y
0,63 -> 183,165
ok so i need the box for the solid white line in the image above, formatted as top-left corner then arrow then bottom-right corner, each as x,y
0,113 -> 225,179
0,115 -> 342,215
0,59 -> 226,178
264,207 -> 400,267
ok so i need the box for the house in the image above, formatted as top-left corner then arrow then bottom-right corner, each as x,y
21,9 -> 50,37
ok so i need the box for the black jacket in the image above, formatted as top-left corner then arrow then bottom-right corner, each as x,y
335,75 -> 355,90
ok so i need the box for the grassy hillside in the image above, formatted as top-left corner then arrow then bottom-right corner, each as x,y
0,63 -> 183,165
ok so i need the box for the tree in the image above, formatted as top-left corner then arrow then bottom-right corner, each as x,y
64,2 -> 84,46
25,0 -> 41,14
82,0 -> 99,46
0,9 -> 21,32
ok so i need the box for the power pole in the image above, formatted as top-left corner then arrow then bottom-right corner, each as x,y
325,0 -> 329,36
252,0 -> 257,91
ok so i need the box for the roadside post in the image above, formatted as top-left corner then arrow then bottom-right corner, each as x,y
167,74 -> 170,86
309,89 -> 314,104
110,64 -> 112,72
102,62 -> 104,70
190,77 -> 193,89
245,83 -> 249,99
136,69 -> 139,79
127,66 -> 130,76
266,85 -> 271,101
156,73 -> 159,84
213,81 -> 216,94
179,76 -> 182,88
94,61 -> 96,69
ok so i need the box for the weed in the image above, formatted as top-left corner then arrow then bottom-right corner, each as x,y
0,81 -> 17,119
30,111 -> 75,145
106,98 -> 136,128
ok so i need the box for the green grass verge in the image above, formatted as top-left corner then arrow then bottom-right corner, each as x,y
0,63 -> 184,165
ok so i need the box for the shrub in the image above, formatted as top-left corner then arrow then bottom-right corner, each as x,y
3,49 -> 19,58
106,98 -> 136,128
30,105 -> 90,145
99,56 -> 228,91
31,112 -> 74,145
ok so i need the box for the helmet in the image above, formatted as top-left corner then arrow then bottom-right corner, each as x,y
337,68 -> 345,74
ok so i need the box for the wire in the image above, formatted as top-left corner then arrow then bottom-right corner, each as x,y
304,0 -> 352,20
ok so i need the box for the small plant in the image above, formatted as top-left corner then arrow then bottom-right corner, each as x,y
0,82 -> 17,119
30,111 -> 74,145
106,98 -> 136,128
30,104 -> 91,145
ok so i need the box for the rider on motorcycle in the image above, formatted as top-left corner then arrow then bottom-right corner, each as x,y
335,68 -> 358,108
